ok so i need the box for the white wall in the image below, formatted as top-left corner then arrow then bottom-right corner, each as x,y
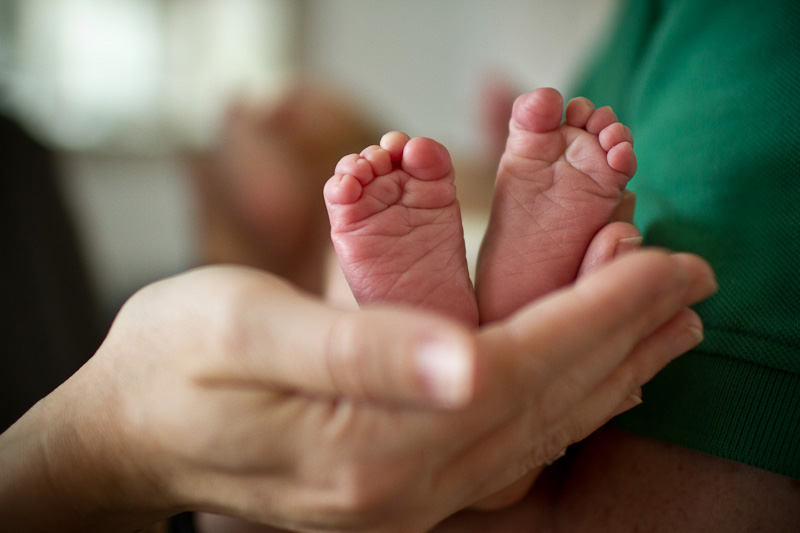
300,0 -> 617,151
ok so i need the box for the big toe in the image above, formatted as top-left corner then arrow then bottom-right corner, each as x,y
401,137 -> 453,181
512,88 -> 564,133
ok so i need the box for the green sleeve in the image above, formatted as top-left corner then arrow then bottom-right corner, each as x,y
574,0 -> 800,479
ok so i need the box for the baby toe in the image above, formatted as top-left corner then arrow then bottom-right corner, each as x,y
335,154 -> 375,185
607,141 -> 637,177
361,145 -> 394,176
400,137 -> 453,182
380,131 -> 411,162
511,88 -> 564,133
599,122 -> 634,151
324,173 -> 363,205
585,106 -> 619,136
565,97 -> 596,128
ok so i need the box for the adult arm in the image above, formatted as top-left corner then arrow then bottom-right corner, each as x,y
436,427 -> 800,532
0,251 -> 715,532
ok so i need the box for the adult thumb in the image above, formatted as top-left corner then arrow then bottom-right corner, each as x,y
230,279 -> 478,409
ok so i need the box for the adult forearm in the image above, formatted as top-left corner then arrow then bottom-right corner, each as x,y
0,401 -> 71,529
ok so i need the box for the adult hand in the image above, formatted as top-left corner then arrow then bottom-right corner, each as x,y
0,251 -> 715,532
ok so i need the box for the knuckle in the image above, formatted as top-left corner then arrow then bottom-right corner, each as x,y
324,313 -> 373,397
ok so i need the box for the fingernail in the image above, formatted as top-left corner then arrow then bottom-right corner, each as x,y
675,254 -> 719,303
612,392 -> 643,418
615,236 -> 643,256
698,271 -> 720,297
688,326 -> 705,345
416,341 -> 473,408
672,324 -> 705,360
709,277 -> 720,295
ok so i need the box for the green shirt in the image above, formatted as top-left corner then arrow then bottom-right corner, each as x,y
574,0 -> 800,479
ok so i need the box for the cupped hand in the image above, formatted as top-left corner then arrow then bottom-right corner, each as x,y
0,251 -> 715,533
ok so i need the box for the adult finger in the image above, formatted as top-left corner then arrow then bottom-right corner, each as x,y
209,273 -> 478,409
578,221 -> 642,276
552,307 -> 705,449
480,251 -> 716,419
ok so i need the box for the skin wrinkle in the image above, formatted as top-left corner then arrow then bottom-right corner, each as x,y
556,158 -> 620,201
493,244 -> 574,270
503,162 -> 616,249
322,314 -> 370,401
388,241 -> 460,297
492,200 -> 590,268
566,156 -> 601,179
502,153 -> 555,184
505,187 -> 549,236
355,236 -> 438,301
511,192 -> 552,229
361,188 -> 393,215
505,127 -> 563,165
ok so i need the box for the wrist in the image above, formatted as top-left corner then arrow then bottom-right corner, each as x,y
0,358 -> 178,531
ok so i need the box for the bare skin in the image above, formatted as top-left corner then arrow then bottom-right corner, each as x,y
324,132 -> 479,325
324,88 -> 636,330
476,87 -> 636,323
324,88 -> 638,511
433,426 -> 800,532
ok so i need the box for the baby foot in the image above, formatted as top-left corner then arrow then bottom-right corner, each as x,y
476,88 -> 637,323
324,132 -> 478,325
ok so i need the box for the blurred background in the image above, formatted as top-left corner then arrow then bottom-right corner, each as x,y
0,0 -> 616,315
